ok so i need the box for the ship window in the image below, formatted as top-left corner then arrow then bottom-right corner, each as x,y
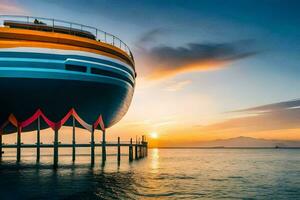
65,64 -> 87,72
91,67 -> 134,86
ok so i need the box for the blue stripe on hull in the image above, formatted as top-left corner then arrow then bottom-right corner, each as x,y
0,52 -> 135,87
0,51 -> 135,78
0,50 -> 136,132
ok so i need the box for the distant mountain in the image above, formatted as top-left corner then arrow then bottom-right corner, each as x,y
195,136 -> 300,148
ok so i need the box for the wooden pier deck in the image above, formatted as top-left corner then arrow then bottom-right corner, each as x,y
0,139 -> 148,167
0,143 -> 145,148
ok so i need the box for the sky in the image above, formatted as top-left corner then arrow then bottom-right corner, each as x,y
1,0 -> 300,147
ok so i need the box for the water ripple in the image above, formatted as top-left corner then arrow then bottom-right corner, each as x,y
0,149 -> 300,199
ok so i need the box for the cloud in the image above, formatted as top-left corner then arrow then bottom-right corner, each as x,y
0,0 -> 27,14
137,28 -> 167,46
137,39 -> 258,80
164,80 -> 191,92
200,99 -> 300,133
232,99 -> 300,113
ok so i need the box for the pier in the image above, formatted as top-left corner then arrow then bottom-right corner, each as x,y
0,108 -> 148,167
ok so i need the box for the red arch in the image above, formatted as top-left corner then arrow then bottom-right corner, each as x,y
0,108 -> 105,134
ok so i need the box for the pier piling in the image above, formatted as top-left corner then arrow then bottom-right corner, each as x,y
36,116 -> 40,162
117,137 -> 121,163
0,134 -> 2,160
138,138 -> 141,159
72,116 -> 76,162
143,135 -> 148,157
135,136 -> 138,160
129,138 -> 133,162
91,127 -> 95,165
16,126 -> 21,162
145,140 -> 148,156
53,129 -> 59,168
141,136 -> 145,158
102,130 -> 106,162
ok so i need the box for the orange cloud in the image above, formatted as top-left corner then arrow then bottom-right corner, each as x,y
136,40 -> 258,80
149,59 -> 229,79
195,99 -> 300,135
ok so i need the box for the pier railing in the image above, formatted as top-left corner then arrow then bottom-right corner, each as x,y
0,15 -> 133,60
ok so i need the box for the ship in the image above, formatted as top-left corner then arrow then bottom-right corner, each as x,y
0,15 -> 136,132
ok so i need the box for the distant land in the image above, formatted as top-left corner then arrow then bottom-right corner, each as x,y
155,136 -> 300,148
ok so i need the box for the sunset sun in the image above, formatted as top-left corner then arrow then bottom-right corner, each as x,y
150,132 -> 158,139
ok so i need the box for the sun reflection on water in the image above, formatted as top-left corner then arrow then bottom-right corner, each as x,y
151,148 -> 159,173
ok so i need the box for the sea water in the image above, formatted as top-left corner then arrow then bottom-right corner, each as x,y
0,148 -> 299,199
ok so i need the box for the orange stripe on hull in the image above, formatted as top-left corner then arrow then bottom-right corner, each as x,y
0,40 -> 130,66
0,27 -> 134,68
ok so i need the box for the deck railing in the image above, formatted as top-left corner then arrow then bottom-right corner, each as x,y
0,15 -> 133,60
